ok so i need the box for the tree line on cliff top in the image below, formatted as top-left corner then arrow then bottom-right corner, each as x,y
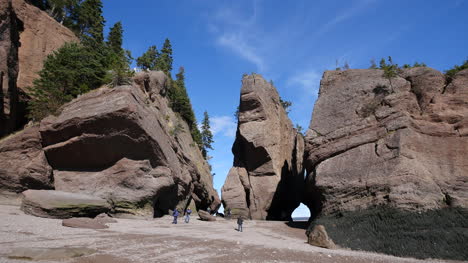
27,0 -> 213,159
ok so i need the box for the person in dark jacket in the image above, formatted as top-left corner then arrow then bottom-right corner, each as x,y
226,208 -> 232,220
185,208 -> 192,223
237,217 -> 244,232
172,209 -> 179,224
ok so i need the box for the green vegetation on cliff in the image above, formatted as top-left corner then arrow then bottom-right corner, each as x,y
28,0 -> 132,120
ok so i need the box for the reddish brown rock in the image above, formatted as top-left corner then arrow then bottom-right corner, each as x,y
39,72 -> 220,217
304,68 -> 468,216
12,0 -> 79,92
95,213 -> 117,224
221,74 -> 304,220
62,217 -> 109,229
0,0 -> 78,137
198,210 -> 216,221
307,225 -> 336,249
21,190 -> 111,219
0,0 -> 22,136
0,125 -> 53,193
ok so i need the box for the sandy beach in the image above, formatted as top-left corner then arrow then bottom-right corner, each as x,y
0,205 -> 459,263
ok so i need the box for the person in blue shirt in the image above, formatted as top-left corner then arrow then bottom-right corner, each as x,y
172,209 -> 179,224
185,208 -> 192,223
237,217 -> 244,232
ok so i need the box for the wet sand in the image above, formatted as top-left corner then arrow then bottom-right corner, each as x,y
0,205 -> 457,263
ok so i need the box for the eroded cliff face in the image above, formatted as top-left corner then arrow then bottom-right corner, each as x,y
304,68 -> 468,217
0,0 -> 78,137
12,0 -> 78,91
0,71 -> 220,217
0,0 -> 22,136
221,74 -> 304,220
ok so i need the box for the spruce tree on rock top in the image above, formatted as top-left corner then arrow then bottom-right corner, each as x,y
77,0 -> 105,44
105,21 -> 133,87
168,67 -> 203,147
136,45 -> 159,70
107,21 -> 123,54
201,111 -> 214,159
156,38 -> 173,74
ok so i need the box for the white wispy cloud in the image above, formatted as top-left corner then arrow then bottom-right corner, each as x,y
316,0 -> 378,36
208,0 -> 268,72
287,69 -> 321,96
217,33 -> 266,71
210,115 -> 237,138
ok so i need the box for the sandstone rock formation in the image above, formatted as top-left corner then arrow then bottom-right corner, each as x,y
198,210 -> 216,221
0,71 -> 220,218
0,125 -> 53,192
38,71 -> 219,217
62,217 -> 109,229
307,225 -> 335,249
0,0 -> 78,137
11,0 -> 78,91
221,74 -> 304,220
21,190 -> 110,218
303,68 -> 468,216
0,0 -> 22,136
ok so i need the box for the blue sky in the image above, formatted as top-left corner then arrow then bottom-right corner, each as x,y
103,0 -> 467,217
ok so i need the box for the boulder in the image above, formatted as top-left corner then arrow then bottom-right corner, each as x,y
0,125 -> 53,193
62,218 -> 109,229
21,190 -> 111,219
304,68 -> 468,216
39,72 -> 220,217
198,210 -> 216,221
221,74 -> 304,220
95,213 -> 118,224
307,225 -> 335,249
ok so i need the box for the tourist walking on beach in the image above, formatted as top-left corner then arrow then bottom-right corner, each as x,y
185,208 -> 192,223
237,217 -> 244,232
172,209 -> 179,224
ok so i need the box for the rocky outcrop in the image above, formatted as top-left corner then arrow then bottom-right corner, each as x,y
12,0 -> 78,91
307,225 -> 335,249
221,74 -> 304,220
62,217 -> 109,229
303,68 -> 468,260
21,190 -> 110,218
0,0 -> 22,136
304,68 -> 468,216
0,0 -> 78,137
0,125 -> 53,192
37,71 -> 219,217
198,210 -> 216,221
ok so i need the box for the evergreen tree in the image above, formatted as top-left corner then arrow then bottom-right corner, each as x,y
445,59 -> 468,80
279,97 -> 292,114
167,67 -> 202,146
369,58 -> 378,69
156,38 -> 173,74
28,43 -> 106,121
107,21 -> 123,54
77,0 -> 105,44
136,45 -> 159,70
201,111 -> 214,159
379,56 -> 398,92
105,22 -> 133,87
